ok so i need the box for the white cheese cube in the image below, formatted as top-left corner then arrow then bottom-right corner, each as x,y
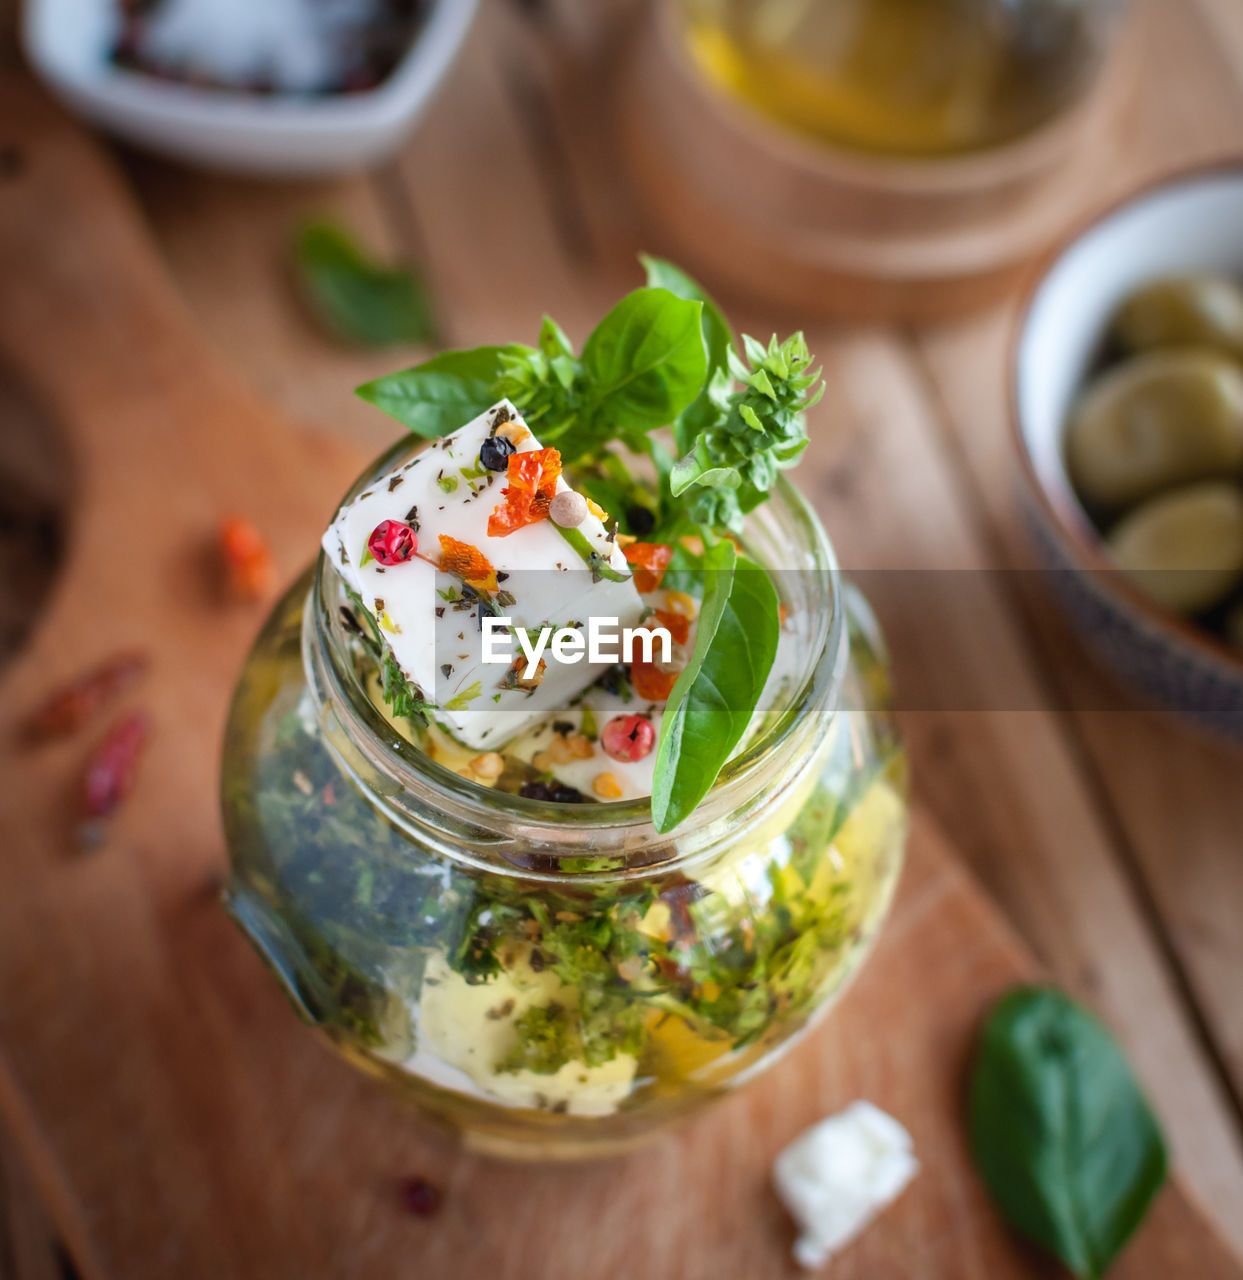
773,1101 -> 919,1269
322,401 -> 645,751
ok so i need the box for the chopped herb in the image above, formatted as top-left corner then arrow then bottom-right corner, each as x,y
443,681 -> 482,711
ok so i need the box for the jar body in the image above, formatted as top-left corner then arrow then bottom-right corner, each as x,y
680,0 -> 1125,157
222,570 -> 906,1159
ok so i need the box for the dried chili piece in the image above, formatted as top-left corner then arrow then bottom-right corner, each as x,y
21,651 -> 149,744
623,542 -> 673,593
219,517 -> 275,600
439,535 -> 498,593
630,661 -> 677,702
652,608 -> 690,647
487,448 -> 562,537
83,712 -> 150,819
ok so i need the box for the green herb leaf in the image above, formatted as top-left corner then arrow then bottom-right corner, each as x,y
294,221 -> 435,349
551,524 -> 630,582
660,539 -> 705,594
970,986 -> 1168,1280
582,288 -> 708,445
651,541 -> 780,832
640,255 -> 735,449
671,331 -> 822,533
379,649 -> 433,723
356,345 -> 535,438
443,681 -> 483,712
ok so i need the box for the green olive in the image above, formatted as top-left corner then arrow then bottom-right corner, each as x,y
1106,481 -> 1243,615
1110,275 -> 1243,362
1067,350 -> 1243,513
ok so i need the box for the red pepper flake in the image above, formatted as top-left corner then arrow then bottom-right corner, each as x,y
630,661 -> 676,702
601,714 -> 656,763
438,535 -> 497,592
652,608 -> 690,647
623,542 -> 673,594
487,448 -> 562,537
82,712 -> 150,819
368,519 -> 418,567
20,651 -> 149,744
398,1176 -> 442,1218
219,517 -> 275,600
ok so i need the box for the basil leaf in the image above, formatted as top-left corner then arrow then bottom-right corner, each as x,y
539,315 -> 574,359
356,344 -> 535,438
970,986 -> 1168,1280
641,255 -> 735,450
651,541 -> 780,832
582,288 -> 708,441
294,221 -> 435,349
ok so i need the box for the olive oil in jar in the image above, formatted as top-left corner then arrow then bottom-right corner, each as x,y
681,0 -> 1117,158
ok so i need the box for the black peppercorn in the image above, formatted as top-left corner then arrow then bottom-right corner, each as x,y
626,504 -> 656,535
479,436 -> 516,472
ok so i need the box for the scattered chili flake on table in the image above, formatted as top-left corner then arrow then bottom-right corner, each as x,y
398,1176 -> 442,1218
20,651 -> 149,744
438,535 -> 498,592
219,517 -> 275,600
623,542 -> 673,593
82,711 -> 151,819
487,447 -> 561,537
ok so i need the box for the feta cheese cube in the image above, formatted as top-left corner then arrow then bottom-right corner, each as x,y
773,1101 -> 919,1269
322,401 -> 645,751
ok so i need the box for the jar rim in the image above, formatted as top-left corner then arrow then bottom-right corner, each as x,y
304,438 -> 846,873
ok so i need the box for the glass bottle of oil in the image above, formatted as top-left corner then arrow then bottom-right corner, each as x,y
680,0 -> 1124,158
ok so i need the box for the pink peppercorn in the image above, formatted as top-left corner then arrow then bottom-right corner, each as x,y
601,713 -> 656,763
399,1176 -> 442,1217
368,520 -> 417,566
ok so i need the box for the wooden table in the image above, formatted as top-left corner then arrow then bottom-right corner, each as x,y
2,0 -> 1243,1273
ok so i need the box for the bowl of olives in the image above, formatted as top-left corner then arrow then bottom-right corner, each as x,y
1013,166 -> 1243,737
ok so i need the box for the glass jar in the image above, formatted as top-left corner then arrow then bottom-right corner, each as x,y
220,441 -> 908,1159
680,0 -> 1127,158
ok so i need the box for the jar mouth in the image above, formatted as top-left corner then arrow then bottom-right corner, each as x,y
305,437 -> 845,868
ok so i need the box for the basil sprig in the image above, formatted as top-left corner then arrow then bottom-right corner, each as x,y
651,540 -> 780,832
353,259 -> 822,828
294,221 -> 435,349
970,986 -> 1168,1279
357,286 -> 707,460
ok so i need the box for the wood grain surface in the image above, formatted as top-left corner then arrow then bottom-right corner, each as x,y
1,0 -> 1243,1275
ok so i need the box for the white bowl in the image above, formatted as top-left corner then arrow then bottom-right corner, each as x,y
22,0 -> 479,176
1012,165 -> 1243,737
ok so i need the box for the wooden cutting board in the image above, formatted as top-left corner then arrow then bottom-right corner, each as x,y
0,75 -> 1239,1280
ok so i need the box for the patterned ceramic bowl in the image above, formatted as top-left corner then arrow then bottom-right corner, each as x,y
1011,165 -> 1243,738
